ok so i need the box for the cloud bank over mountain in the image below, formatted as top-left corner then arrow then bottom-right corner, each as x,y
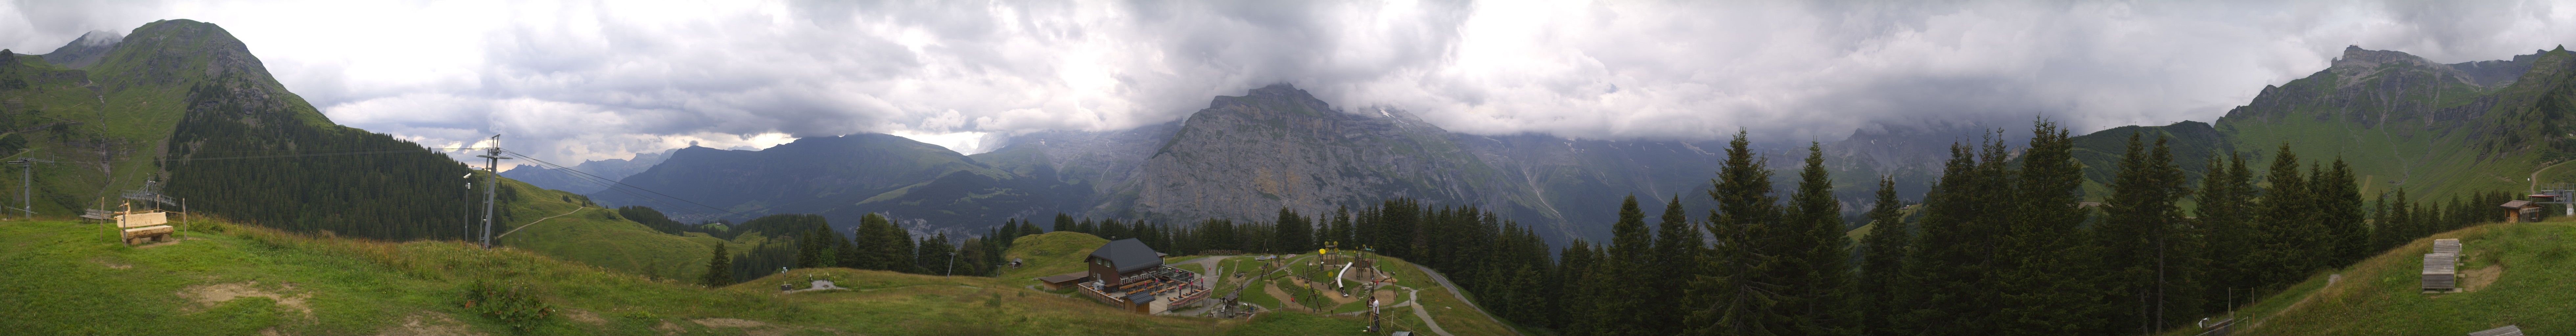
8,0 -> 2576,163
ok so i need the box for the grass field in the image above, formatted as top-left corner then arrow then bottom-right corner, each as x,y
2190,218 -> 2576,335
0,219 -> 1387,335
491,177 -> 724,283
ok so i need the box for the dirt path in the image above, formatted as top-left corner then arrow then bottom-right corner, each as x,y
495,206 -> 588,239
1262,278 -> 1308,312
1412,264 -> 1521,336
1406,288 -> 1452,336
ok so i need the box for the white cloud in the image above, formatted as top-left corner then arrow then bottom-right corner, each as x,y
9,0 -> 2576,163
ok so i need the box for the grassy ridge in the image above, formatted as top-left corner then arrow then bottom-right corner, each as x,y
490,176 -> 725,282
2186,219 -> 2576,335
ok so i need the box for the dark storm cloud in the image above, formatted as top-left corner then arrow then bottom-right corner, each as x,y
8,0 -> 2576,164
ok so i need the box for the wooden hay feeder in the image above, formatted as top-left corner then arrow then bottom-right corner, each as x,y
2423,252 -> 2458,292
117,211 -> 174,245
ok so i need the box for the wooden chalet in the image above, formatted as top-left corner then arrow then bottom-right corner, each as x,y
1075,239 -> 1209,314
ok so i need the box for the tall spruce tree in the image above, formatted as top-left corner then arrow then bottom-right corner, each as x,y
1898,137 -> 2007,336
1858,177 -> 1910,336
2098,134 -> 2201,333
2317,159 -> 2368,266
703,243 -> 734,287
1654,195 -> 1702,335
1785,142 -> 1856,335
1596,196 -> 1656,336
2249,144 -> 2316,288
2199,152 -> 2257,313
1990,120 -> 2104,334
1685,129 -> 1785,336
1559,240 -> 1603,334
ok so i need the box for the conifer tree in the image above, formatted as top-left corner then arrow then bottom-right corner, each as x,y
1990,120 -> 2104,334
1276,208 -> 1310,253
1053,213 -> 1074,233
1858,177 -> 1910,336
703,244 -> 733,287
1785,142 -> 1856,335
1898,138 -> 2004,335
2199,152 -> 2256,313
1596,196 -> 1655,336
2099,134 -> 2199,333
1558,240 -> 1602,334
2249,144 -> 2316,288
2318,159 -> 2368,265
1653,195 -> 1702,335
1685,129 -> 1784,336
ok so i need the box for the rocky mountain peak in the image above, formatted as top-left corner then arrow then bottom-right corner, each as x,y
40,30 -> 123,69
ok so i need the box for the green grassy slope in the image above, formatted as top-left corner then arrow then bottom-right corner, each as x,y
490,176 -> 726,282
0,219 -> 1399,335
2187,219 -> 2576,335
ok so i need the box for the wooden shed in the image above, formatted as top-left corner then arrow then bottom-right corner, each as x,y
2501,200 -> 2543,222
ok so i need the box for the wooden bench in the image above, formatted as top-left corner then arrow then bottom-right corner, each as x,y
116,211 -> 173,245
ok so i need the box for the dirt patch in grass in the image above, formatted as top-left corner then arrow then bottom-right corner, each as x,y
2460,264 -> 2504,292
692,318 -> 768,327
180,281 -> 312,319
562,308 -> 606,326
654,321 -> 685,336
374,314 -> 482,336
1287,278 -> 1359,305
1264,280 -> 1303,312
93,258 -> 130,269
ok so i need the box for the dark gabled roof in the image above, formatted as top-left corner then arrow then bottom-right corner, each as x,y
1127,292 -> 1157,304
2503,200 -> 2533,208
1090,238 -> 1164,273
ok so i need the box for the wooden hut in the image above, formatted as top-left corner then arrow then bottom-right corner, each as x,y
2501,200 -> 2543,222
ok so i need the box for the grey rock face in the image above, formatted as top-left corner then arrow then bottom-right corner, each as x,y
1102,84 -> 1529,227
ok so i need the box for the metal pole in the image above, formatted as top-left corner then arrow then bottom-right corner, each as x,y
19,161 -> 27,220
476,135 -> 510,249
945,252 -> 956,276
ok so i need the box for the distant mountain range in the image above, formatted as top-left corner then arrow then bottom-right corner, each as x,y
500,149 -> 675,195
554,45 -> 2576,245
572,84 -> 2032,243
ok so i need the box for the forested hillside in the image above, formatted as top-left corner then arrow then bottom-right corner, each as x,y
0,20 -> 486,241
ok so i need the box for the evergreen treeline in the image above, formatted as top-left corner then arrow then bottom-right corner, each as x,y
686,119 -> 2521,335
165,74 -> 492,241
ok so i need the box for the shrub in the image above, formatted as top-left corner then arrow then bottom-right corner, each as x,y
462,280 -> 554,333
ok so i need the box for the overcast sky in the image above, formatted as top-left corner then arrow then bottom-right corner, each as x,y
8,0 -> 2576,165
